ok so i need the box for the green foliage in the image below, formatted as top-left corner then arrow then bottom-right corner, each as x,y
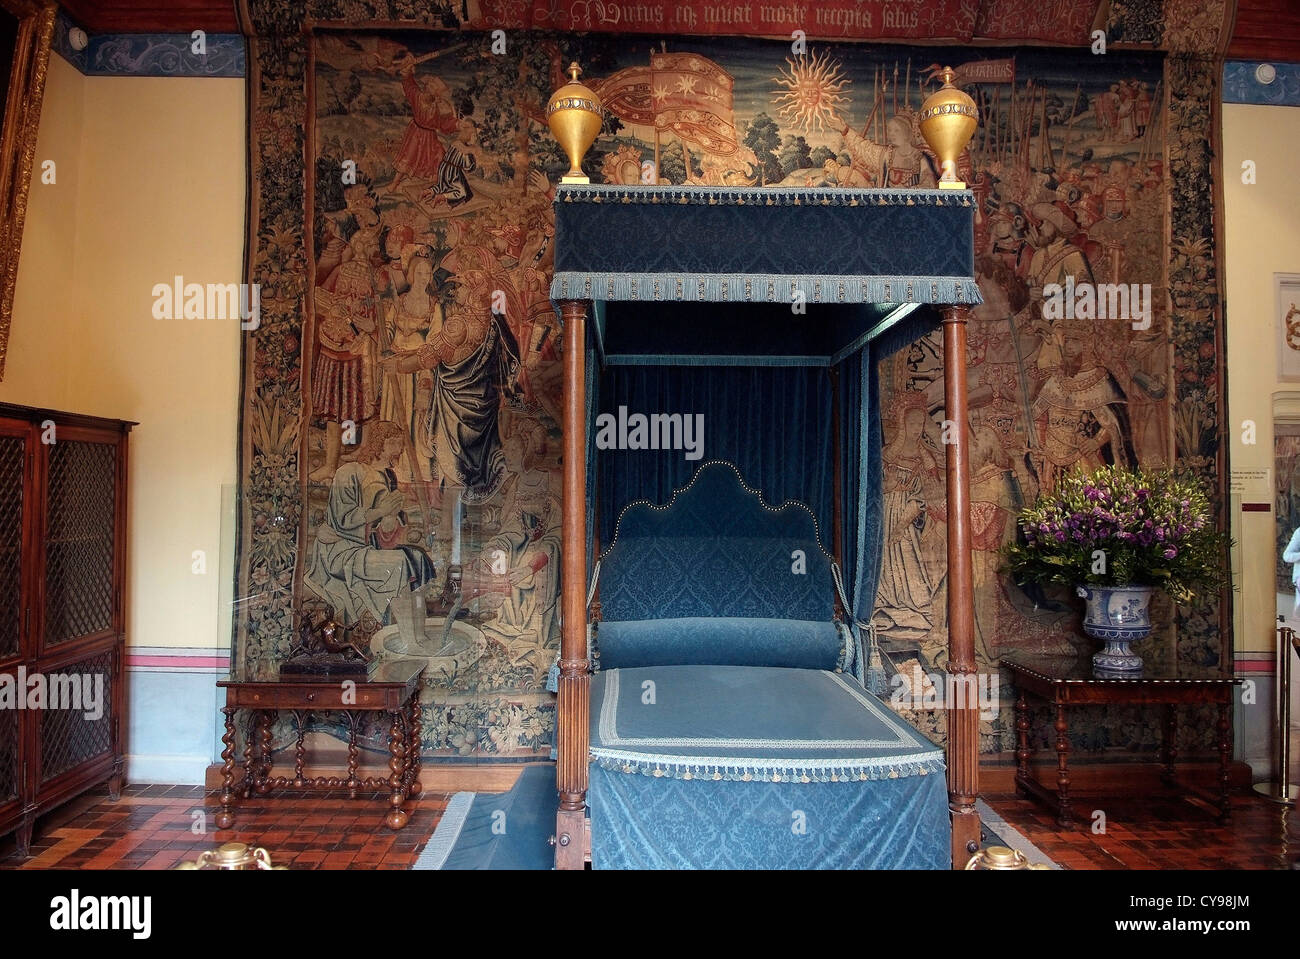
658,139 -> 689,185
809,145 -> 837,168
778,134 -> 812,176
743,112 -> 782,185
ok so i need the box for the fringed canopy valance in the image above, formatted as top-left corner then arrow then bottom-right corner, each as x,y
550,183 -> 982,311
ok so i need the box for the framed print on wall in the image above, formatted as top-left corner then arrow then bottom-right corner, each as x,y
1278,273 -> 1300,383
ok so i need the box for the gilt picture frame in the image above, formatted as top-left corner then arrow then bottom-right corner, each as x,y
1276,273 -> 1300,383
0,0 -> 56,381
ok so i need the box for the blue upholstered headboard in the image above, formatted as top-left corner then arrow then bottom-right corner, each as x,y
599,461 -> 836,621
595,461 -> 853,672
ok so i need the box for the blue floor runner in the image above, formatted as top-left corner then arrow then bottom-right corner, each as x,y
411,768 -> 1057,870
414,764 -> 556,870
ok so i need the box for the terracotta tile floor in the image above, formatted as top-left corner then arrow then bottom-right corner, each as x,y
0,783 -> 451,870
982,790 -> 1300,870
1,783 -> 1296,869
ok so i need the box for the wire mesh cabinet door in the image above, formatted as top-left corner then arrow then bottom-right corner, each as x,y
38,429 -> 122,653
0,415 -> 33,847
32,422 -> 129,806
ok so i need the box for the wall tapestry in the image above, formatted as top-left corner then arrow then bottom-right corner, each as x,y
236,0 -> 1231,763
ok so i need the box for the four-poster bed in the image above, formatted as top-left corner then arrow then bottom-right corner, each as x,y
550,183 -> 983,869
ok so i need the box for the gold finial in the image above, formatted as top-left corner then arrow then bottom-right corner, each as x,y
547,61 -> 603,184
919,65 -> 979,190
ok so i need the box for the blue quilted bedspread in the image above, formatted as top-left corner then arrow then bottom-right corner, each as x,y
588,664 -> 950,869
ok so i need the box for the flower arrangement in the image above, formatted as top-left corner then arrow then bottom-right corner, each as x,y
1001,465 -> 1227,604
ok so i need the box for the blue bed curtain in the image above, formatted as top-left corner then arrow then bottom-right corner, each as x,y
596,364 -> 834,538
836,349 -> 864,600
837,309 -> 941,683
586,305 -> 939,655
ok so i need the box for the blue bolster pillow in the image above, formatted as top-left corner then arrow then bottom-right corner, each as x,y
595,617 -> 844,671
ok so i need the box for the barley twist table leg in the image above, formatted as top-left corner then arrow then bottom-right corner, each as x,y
216,706 -> 237,829
1055,703 -> 1072,827
293,710 -> 309,788
242,711 -> 257,799
1015,690 -> 1030,796
385,708 -> 409,830
406,694 -> 423,798
256,709 -> 274,794
345,711 -> 360,799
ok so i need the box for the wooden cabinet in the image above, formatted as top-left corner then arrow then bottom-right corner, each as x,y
0,403 -> 133,857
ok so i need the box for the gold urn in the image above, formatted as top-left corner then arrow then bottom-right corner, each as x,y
919,66 -> 979,190
547,62 -> 603,184
964,845 -> 1052,870
176,841 -> 282,870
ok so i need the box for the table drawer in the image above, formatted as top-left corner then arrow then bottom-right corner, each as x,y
228,684 -> 406,710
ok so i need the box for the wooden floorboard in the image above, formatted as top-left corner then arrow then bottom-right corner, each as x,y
0,782 -> 450,870
982,791 -> 1300,870
1,782 -> 1295,869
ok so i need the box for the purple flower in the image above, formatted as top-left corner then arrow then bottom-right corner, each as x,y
1163,547 -> 1177,559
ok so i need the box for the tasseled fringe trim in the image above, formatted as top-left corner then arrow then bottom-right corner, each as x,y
590,748 -> 945,784
549,272 -> 983,307
556,184 -> 974,207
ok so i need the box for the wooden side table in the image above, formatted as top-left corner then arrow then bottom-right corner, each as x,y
1001,654 -> 1239,827
216,660 -> 425,830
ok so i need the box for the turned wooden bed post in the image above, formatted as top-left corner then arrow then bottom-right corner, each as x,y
941,303 -> 980,869
555,298 -> 591,869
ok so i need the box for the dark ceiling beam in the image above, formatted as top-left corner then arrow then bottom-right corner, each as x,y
50,0 -> 1300,61
58,0 -> 238,34
1228,0 -> 1300,63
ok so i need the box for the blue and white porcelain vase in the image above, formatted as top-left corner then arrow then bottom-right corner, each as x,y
1076,584 -> 1153,672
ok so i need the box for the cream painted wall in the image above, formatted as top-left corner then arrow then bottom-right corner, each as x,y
74,76 -> 245,655
1223,104 -> 1300,661
1,62 -> 245,656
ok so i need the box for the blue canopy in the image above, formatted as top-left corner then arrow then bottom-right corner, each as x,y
550,183 -> 981,664
551,183 -> 982,313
